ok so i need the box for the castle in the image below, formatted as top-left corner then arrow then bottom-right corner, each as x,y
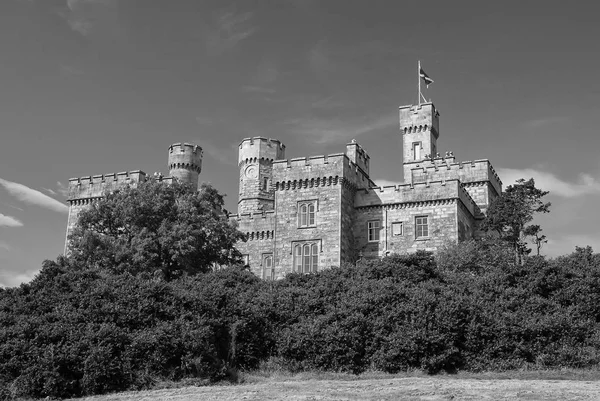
65,102 -> 502,279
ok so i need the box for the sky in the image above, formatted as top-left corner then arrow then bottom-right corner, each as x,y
2,0 -> 600,287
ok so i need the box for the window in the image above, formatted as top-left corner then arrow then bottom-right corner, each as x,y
392,222 -> 403,236
293,243 -> 319,273
413,142 -> 421,160
298,201 -> 316,227
368,220 -> 381,242
263,254 -> 273,280
415,216 -> 429,238
263,177 -> 269,190
242,254 -> 249,266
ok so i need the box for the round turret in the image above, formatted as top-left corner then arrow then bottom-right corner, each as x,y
168,143 -> 203,191
237,137 -> 285,214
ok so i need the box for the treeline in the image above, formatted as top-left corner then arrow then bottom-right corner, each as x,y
2,241 -> 600,399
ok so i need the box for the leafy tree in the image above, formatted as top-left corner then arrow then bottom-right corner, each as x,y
67,179 -> 245,280
482,178 -> 551,262
524,224 -> 547,256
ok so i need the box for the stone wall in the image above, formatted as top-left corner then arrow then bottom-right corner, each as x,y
64,170 -> 160,252
354,199 -> 460,257
272,154 -> 346,276
230,211 -> 276,277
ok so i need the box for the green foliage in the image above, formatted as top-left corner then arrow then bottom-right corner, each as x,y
67,180 -> 245,279
482,178 -> 551,260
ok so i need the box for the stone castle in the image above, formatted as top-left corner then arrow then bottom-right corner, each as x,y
65,102 -> 502,279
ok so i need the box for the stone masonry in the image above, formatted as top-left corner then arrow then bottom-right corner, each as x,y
64,102 -> 502,280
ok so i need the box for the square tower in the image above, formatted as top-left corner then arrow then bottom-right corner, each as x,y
399,103 -> 440,183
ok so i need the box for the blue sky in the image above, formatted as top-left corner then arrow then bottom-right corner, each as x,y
2,0 -> 600,287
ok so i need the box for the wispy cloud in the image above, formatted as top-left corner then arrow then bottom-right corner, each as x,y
497,168 -> 600,198
0,241 -> 10,252
242,85 -> 277,94
544,234 -> 600,257
62,0 -> 119,37
0,178 -> 68,213
0,214 -> 23,227
0,271 -> 37,288
205,10 -> 256,53
284,113 -> 397,144
56,181 -> 70,197
194,118 -> 238,165
523,116 -> 569,129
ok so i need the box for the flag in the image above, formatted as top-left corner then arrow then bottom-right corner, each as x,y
419,68 -> 434,87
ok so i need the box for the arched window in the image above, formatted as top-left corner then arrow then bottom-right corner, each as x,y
293,242 -> 319,273
263,254 -> 273,280
298,201 -> 317,228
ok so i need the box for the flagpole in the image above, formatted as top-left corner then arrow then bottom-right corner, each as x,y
418,60 -> 421,106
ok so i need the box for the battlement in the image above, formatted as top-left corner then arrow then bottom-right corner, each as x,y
168,143 -> 202,171
355,179 -> 478,217
407,158 -> 502,195
238,137 -> 286,165
230,210 -> 276,235
399,102 -> 440,138
346,140 -> 370,176
272,153 -> 346,169
67,170 -> 148,200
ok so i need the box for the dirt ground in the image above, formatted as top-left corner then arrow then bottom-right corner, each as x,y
78,376 -> 600,401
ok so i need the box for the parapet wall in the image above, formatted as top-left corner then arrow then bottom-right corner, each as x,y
408,158 -> 502,195
230,210 -> 276,236
67,170 -> 152,200
354,179 -> 478,217
272,153 -> 372,189
239,137 -> 285,165
399,103 -> 440,138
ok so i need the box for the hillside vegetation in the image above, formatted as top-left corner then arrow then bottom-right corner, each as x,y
2,243 -> 600,399
3,179 -> 599,399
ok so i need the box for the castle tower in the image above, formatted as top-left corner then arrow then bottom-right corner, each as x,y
238,137 -> 285,214
400,103 -> 440,183
168,143 -> 203,191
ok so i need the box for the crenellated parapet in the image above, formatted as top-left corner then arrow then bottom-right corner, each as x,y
67,170 -> 148,201
271,151 -> 373,190
354,179 -> 479,218
346,139 -> 370,176
409,158 -> 502,196
168,143 -> 202,191
238,137 -> 285,165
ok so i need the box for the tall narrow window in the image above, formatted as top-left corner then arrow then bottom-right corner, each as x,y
299,204 -> 307,226
311,244 -> 319,272
303,244 -> 311,273
415,216 -> 429,238
368,220 -> 381,242
413,142 -> 421,160
298,201 -> 317,228
263,254 -> 273,280
293,242 -> 319,273
263,177 -> 268,190
294,245 -> 302,272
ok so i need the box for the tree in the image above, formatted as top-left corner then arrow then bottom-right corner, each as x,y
482,178 -> 550,262
523,224 -> 547,256
67,179 -> 245,279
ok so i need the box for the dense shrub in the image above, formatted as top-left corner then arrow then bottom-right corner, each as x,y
2,245 -> 600,399
0,262 -> 269,399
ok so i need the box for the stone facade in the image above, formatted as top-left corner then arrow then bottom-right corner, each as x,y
64,102 -> 502,280
232,102 -> 502,279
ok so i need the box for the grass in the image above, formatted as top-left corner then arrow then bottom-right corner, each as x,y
70,369 -> 600,401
